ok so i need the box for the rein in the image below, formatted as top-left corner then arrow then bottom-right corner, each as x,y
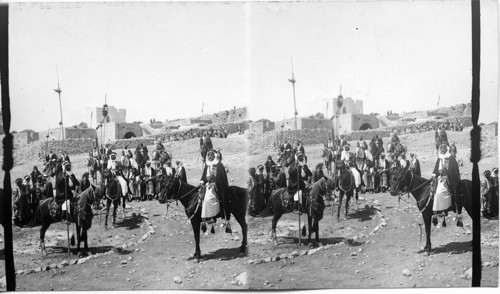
165,178 -> 201,220
396,170 -> 433,212
338,169 -> 353,192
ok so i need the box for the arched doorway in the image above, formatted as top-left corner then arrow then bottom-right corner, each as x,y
359,123 -> 372,131
123,132 -> 136,139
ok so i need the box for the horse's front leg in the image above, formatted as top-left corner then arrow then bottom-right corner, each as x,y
272,213 -> 281,246
422,211 -> 432,254
345,192 -> 351,219
83,228 -> 89,255
112,201 -> 118,228
307,214 -> 313,248
104,199 -> 111,229
190,219 -> 201,260
76,223 -> 82,255
40,222 -> 50,256
315,221 -> 320,247
337,192 -> 343,221
354,188 -> 359,211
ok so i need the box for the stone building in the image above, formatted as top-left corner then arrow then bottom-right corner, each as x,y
248,119 -> 275,135
331,96 -> 379,135
38,127 -> 97,142
278,117 -> 333,131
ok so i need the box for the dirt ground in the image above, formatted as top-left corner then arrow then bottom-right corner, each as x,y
0,130 -> 498,290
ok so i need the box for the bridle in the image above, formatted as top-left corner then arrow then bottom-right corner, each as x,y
393,168 -> 433,212
165,177 -> 201,220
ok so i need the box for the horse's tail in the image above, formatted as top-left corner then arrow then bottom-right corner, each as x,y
27,202 -> 42,228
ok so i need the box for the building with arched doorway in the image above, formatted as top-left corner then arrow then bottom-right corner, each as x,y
331,96 -> 379,136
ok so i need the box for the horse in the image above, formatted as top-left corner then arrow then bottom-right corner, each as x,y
160,177 -> 248,260
387,142 -> 407,158
86,156 -> 101,184
29,185 -> 98,256
102,169 -> 124,229
321,147 -> 333,176
334,161 -> 359,220
255,177 -> 334,247
389,167 -> 473,253
277,150 -> 294,168
43,160 -> 59,178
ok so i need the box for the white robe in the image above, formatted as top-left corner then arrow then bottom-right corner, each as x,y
201,158 -> 220,219
432,152 -> 452,211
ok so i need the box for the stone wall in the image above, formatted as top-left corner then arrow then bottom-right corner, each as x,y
249,129 -> 331,152
14,138 -> 95,164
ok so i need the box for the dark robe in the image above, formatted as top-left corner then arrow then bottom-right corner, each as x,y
432,154 -> 461,212
264,159 -> 276,174
310,169 -> 326,184
55,172 -> 80,204
30,170 -> 42,185
287,162 -> 312,194
409,159 -> 421,177
41,180 -> 54,200
176,166 -> 187,184
271,171 -> 287,190
200,161 -> 229,204
204,136 -> 213,151
280,143 -> 292,152
79,177 -> 91,194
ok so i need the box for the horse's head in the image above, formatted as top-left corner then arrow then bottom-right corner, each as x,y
335,160 -> 345,172
389,166 -> 410,196
160,175 -> 181,203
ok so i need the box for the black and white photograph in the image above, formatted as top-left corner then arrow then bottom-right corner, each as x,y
0,0 -> 498,291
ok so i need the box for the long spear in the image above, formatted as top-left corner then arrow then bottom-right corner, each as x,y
288,55 -> 301,249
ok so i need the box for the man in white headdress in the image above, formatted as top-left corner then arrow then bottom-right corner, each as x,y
431,143 -> 461,227
199,149 -> 229,233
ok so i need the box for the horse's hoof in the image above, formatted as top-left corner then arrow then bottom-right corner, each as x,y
210,226 -> 215,234
308,243 -> 314,249
239,245 -> 247,255
201,223 -> 207,233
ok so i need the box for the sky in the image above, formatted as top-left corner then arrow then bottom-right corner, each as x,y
7,0 -> 499,132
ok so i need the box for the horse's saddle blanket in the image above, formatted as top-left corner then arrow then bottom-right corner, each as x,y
281,190 -> 294,211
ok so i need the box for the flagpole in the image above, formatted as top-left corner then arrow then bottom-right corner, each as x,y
288,55 -> 301,250
54,67 -> 64,140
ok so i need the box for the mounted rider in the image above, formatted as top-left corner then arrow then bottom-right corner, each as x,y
431,143 -> 461,226
55,161 -> 80,222
199,149 -> 230,230
269,164 -> 287,191
287,152 -> 312,212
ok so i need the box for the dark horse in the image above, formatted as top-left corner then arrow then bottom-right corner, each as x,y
102,169 -> 125,229
161,177 -> 248,260
29,185 -> 97,256
334,161 -> 359,220
255,177 -> 334,247
43,160 -> 58,178
389,167 -> 473,253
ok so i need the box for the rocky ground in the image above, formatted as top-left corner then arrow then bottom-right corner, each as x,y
0,128 -> 498,290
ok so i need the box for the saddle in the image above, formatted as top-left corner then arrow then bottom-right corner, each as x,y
49,198 -> 75,221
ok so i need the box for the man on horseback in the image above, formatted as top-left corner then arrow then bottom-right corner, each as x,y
199,149 -> 230,231
55,161 -> 80,223
270,164 -> 287,191
431,143 -> 461,226
409,153 -> 421,177
288,152 -> 312,212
